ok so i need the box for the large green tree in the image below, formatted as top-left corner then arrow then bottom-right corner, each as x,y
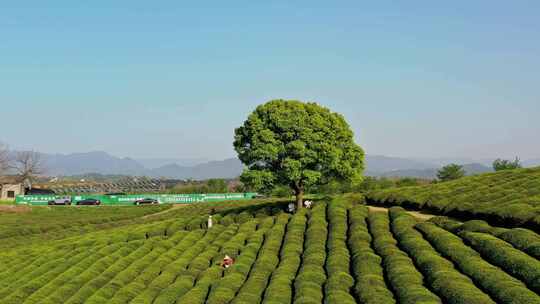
492,157 -> 522,171
234,100 -> 365,208
436,163 -> 465,182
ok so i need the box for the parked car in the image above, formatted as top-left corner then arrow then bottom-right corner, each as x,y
133,198 -> 159,205
76,198 -> 101,206
48,196 -> 72,205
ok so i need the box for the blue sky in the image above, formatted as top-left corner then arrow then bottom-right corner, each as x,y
1,1 -> 539,160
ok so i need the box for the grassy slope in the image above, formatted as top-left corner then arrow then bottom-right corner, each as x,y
366,167 -> 540,230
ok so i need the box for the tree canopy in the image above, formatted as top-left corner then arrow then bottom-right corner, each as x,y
492,157 -> 522,171
234,99 -> 365,208
436,163 -> 465,182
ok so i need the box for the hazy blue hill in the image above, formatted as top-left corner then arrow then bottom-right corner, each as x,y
149,158 -> 243,179
136,158 -> 210,169
40,151 -> 243,180
365,155 -> 434,173
43,151 -> 147,176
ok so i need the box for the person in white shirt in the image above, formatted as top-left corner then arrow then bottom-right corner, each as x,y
208,215 -> 213,228
288,203 -> 296,213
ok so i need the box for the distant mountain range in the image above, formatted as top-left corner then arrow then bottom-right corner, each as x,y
35,151 -> 243,180
11,151 -> 540,180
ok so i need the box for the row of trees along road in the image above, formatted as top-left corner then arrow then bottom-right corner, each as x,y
0,142 -> 44,187
234,100 -> 365,209
437,157 -> 523,182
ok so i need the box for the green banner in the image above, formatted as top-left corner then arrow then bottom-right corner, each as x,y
15,193 -> 258,206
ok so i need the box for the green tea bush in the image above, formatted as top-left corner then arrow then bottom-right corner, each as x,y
233,214 -> 289,303
0,247 -> 73,295
263,209 -> 307,303
89,244 -> 169,303
129,224 -> 238,303
368,211 -> 441,304
348,206 -> 395,303
293,203 -> 328,304
323,198 -> 355,304
0,205 -> 170,242
191,216 -> 274,304
460,231 -> 540,293
22,243 -> 124,304
367,167 -> 540,229
151,275 -> 194,304
417,222 -> 540,303
64,239 -> 172,303
389,209 -> 495,304
2,248 -> 97,304
4,196 -> 540,303
497,228 -> 540,259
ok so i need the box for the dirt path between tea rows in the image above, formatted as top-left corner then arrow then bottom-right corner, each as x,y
368,206 -> 436,221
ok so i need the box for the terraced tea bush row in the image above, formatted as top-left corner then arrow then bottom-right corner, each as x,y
416,221 -> 540,304
174,218 -> 273,304
324,199 -> 355,304
431,217 -> 540,260
84,239 -> 174,303
50,217 -> 191,251
142,224 -> 240,304
0,199 -> 281,250
22,243 -> 127,304
0,247 -> 70,290
41,241 -> 145,304
348,206 -> 395,304
460,231 -> 540,293
63,236 -> 191,304
0,213 -> 180,251
195,217 -> 284,304
293,203 -> 328,304
156,220 -> 261,304
262,209 -> 307,304
2,246 -> 103,304
0,199 -> 286,303
106,226 -> 227,304
206,215 -> 288,304
495,228 -> 540,258
123,223 -> 241,304
0,243 -> 100,300
388,207 -> 495,304
232,214 -> 290,304
367,212 -> 441,304
0,205 -> 170,240
4,196 -> 539,303
368,167 -> 540,230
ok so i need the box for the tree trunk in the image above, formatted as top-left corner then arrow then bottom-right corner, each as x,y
295,188 -> 304,210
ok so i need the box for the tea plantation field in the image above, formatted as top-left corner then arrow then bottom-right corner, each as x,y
1,196 -> 539,303
367,167 -> 540,231
0,204 -> 171,249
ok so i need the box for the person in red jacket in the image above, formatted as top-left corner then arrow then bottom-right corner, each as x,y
221,255 -> 234,268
